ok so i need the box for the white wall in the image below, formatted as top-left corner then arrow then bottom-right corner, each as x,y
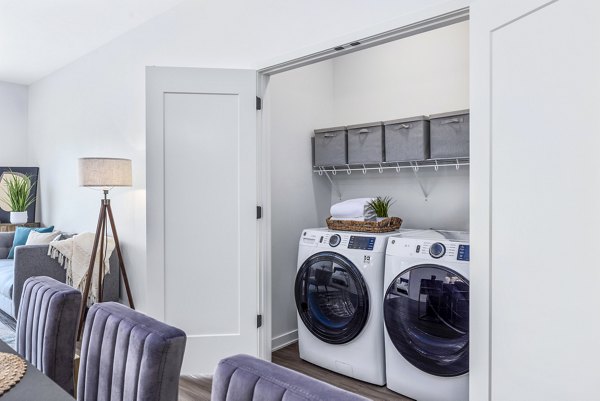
268,21 -> 469,347
0,81 -> 28,166
27,0 -> 467,313
330,21 -> 469,230
268,61 -> 335,349
332,21 -> 470,125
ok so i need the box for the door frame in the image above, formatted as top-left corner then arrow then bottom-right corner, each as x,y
255,2 -> 471,362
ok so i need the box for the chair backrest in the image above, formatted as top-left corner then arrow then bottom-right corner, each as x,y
78,302 -> 186,401
212,354 -> 370,401
16,276 -> 82,395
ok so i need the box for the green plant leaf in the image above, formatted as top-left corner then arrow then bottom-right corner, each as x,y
367,196 -> 395,218
1,171 -> 36,212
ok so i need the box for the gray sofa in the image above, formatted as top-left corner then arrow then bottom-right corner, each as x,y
0,231 -> 119,319
212,354 -> 370,401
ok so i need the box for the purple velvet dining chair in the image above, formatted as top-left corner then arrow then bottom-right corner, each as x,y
16,276 -> 82,395
212,354 -> 370,401
77,302 -> 187,401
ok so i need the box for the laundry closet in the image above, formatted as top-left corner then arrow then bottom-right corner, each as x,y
266,20 -> 470,360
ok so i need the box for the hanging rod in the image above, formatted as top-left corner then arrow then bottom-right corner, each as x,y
313,158 -> 469,175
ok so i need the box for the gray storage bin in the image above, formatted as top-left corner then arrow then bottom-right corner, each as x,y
430,110 -> 470,158
384,116 -> 430,162
347,122 -> 384,164
314,126 -> 347,166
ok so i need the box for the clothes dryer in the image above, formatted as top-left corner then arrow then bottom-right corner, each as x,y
384,231 -> 469,400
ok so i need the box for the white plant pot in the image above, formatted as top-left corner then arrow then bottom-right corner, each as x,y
10,211 -> 28,225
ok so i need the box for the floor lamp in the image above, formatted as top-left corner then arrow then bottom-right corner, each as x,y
77,157 -> 135,338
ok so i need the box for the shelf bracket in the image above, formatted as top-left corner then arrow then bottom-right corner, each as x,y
323,170 -> 342,200
410,162 -> 430,200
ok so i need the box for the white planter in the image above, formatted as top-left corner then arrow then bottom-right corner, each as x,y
10,211 -> 28,225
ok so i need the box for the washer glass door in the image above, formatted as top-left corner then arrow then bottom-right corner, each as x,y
384,264 -> 469,376
295,251 -> 369,344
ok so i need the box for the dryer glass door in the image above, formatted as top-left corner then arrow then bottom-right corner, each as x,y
384,264 -> 469,377
295,251 -> 369,344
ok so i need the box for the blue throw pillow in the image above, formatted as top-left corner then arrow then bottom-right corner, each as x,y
8,226 -> 55,259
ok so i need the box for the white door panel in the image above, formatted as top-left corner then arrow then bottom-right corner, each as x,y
164,93 -> 241,336
472,0 -> 600,400
147,67 -> 258,374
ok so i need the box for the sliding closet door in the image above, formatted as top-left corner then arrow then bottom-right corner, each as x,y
471,1 -> 600,400
146,67 -> 259,374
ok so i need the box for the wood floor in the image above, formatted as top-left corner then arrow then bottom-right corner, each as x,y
179,374 -> 213,401
178,342 -> 411,401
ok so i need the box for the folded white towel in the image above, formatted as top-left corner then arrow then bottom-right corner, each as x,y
330,198 -> 376,220
331,216 -> 375,222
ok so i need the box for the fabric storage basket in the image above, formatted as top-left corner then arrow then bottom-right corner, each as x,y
314,126 -> 347,166
429,110 -> 470,158
384,116 -> 430,162
347,122 -> 384,164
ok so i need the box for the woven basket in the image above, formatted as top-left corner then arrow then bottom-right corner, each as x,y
326,217 -> 402,233
0,352 -> 27,395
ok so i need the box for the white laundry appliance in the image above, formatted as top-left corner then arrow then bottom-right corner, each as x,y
295,228 -> 398,385
384,231 -> 470,401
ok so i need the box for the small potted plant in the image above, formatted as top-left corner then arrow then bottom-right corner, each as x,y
367,196 -> 395,222
1,172 -> 36,224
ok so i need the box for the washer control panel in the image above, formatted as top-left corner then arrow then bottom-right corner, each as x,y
348,235 -> 376,250
301,230 -> 386,252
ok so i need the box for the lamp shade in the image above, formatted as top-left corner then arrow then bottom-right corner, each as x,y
78,158 -> 132,187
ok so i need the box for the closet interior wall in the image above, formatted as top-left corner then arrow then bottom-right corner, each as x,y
268,20 -> 470,350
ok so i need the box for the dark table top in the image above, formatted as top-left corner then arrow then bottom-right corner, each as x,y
0,340 -> 74,400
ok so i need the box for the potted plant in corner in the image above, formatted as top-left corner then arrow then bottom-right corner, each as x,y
367,196 -> 395,222
1,172 -> 36,224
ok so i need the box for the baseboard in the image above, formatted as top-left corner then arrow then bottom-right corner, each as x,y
272,329 -> 298,352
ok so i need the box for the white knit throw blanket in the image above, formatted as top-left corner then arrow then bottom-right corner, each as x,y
48,232 -> 114,306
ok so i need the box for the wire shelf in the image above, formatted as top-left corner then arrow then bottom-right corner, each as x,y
313,158 -> 469,200
312,158 -> 469,175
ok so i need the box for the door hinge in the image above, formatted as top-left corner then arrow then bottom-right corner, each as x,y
257,206 -> 262,219
257,314 -> 263,328
256,96 -> 262,110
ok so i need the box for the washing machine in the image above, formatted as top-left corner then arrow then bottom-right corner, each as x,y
383,231 -> 470,401
295,228 -> 398,385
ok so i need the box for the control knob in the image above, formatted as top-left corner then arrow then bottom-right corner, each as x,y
329,234 -> 341,247
429,242 -> 446,259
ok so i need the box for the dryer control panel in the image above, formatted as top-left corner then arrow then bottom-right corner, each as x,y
387,237 -> 470,262
457,244 -> 469,261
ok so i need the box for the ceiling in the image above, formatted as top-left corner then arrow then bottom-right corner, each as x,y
0,0 -> 187,84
